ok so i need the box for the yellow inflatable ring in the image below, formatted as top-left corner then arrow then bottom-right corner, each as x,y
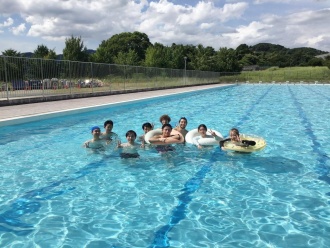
144,129 -> 184,145
223,134 -> 266,153
186,128 -> 223,146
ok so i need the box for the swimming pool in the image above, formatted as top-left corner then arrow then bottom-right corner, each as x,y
0,84 -> 329,247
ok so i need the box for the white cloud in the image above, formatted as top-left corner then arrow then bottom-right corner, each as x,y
0,17 -> 14,34
10,23 -> 26,35
3,17 -> 14,26
0,0 -> 330,53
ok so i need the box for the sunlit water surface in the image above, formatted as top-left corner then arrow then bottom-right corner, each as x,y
0,84 -> 329,247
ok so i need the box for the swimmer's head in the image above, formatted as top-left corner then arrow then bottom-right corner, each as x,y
126,130 -> 137,138
91,126 -> 101,133
142,122 -> 153,133
178,117 -> 188,128
159,114 -> 171,125
104,120 -> 113,128
229,128 -> 240,141
104,120 -> 114,132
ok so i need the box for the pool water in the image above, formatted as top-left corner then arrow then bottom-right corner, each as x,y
0,84 -> 329,247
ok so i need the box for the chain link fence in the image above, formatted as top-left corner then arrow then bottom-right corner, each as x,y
1,56 -> 329,101
0,56 -> 220,101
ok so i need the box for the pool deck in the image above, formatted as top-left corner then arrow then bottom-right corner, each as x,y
0,84 -> 231,121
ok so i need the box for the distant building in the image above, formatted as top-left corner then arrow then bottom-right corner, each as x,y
315,53 -> 330,59
242,65 -> 260,71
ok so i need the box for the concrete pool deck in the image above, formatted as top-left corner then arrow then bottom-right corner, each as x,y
0,84 -> 231,122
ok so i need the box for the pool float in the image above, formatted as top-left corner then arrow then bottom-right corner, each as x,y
185,128 -> 223,146
144,129 -> 184,145
222,134 -> 266,153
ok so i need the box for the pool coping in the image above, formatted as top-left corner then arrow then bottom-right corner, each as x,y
0,84 -> 233,127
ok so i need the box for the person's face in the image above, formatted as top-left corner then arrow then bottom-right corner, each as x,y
230,131 -> 239,142
198,127 -> 207,136
126,133 -> 136,143
143,126 -> 151,134
179,119 -> 187,129
161,118 -> 169,125
162,126 -> 172,137
105,124 -> 113,132
92,129 -> 101,137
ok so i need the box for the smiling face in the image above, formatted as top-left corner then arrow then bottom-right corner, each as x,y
126,133 -> 136,143
92,128 -> 101,138
229,130 -> 240,142
105,123 -> 113,133
198,126 -> 207,137
162,126 -> 172,137
179,118 -> 187,129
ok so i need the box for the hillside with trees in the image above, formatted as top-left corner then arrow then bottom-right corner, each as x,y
2,32 -> 329,72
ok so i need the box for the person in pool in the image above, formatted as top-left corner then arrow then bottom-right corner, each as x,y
101,120 -> 119,142
83,126 -> 108,150
192,124 -> 222,149
148,124 -> 183,152
148,124 -> 183,144
139,122 -> 153,148
174,117 -> 188,140
219,128 -> 256,150
159,114 -> 171,126
117,130 -> 141,158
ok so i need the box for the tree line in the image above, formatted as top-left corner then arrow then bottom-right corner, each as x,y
2,31 -> 330,71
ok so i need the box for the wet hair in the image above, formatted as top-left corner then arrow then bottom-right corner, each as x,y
162,123 -> 172,130
230,128 -> 240,136
159,114 -> 171,123
142,122 -> 153,130
179,117 -> 187,123
104,120 -> 113,128
126,130 -> 137,138
198,124 -> 207,131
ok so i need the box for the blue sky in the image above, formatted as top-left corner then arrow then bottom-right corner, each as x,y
1,0 -> 330,54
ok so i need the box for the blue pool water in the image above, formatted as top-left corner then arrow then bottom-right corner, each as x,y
0,84 -> 330,247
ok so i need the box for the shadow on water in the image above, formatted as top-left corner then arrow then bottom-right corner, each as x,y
238,155 -> 304,174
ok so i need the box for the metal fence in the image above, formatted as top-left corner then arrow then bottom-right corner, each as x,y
0,56 -> 220,100
1,56 -> 329,101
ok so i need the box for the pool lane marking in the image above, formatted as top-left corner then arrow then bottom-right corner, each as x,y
150,85 -> 274,248
301,85 -> 330,101
287,86 -> 330,187
0,159 -> 108,235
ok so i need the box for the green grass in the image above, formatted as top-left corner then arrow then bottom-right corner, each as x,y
219,66 -> 330,83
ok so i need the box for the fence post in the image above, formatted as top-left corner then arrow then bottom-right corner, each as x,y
40,58 -> 45,97
69,61 -> 72,96
90,62 -> 94,93
3,56 -> 9,100
109,64 -> 111,93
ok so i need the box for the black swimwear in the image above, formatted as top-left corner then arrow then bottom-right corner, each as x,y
120,153 -> 140,159
155,145 -> 175,152
220,139 -> 256,147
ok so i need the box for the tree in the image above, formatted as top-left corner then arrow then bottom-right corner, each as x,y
113,49 -> 140,65
45,49 -> 57,60
215,48 -> 241,72
324,56 -> 330,69
93,31 -> 152,64
1,49 -> 21,57
189,44 -> 216,71
308,57 -> 324,67
235,44 -> 251,60
33,44 -> 57,59
63,36 -> 89,62
144,43 -> 170,68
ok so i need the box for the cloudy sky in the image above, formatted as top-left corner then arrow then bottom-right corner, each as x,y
1,0 -> 330,54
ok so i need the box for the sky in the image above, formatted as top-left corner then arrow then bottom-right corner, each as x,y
1,0 -> 330,54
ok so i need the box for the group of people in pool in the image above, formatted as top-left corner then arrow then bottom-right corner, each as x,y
83,114 -> 255,158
